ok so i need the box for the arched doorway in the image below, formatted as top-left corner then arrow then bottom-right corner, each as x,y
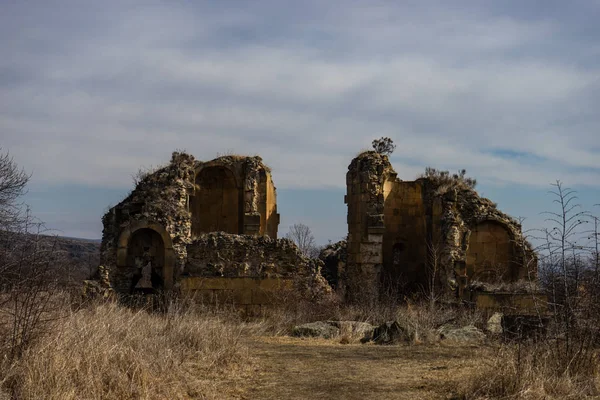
117,221 -> 175,292
126,228 -> 165,293
466,221 -> 515,283
191,166 -> 241,236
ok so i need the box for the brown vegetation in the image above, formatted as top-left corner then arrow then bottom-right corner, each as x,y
1,300 -> 252,399
459,343 -> 599,400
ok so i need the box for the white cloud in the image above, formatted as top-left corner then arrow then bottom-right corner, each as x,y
0,0 -> 599,193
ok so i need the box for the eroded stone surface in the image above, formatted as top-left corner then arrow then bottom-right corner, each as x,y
344,151 -> 537,302
95,152 -> 330,309
487,312 -> 503,335
438,325 -> 486,343
292,321 -> 375,340
371,320 -> 415,344
319,239 -> 347,289
292,322 -> 340,339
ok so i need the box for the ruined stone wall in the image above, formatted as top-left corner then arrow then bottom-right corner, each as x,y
99,152 -> 282,296
344,151 -> 536,300
344,151 -> 390,302
192,166 -> 240,234
258,170 -> 279,238
382,179 -> 428,291
437,186 -> 536,294
100,152 -> 196,292
183,232 -> 332,310
265,171 -> 279,238
185,232 -> 313,278
192,155 -> 278,237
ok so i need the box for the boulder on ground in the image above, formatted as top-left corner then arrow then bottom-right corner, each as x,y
292,320 -> 376,341
292,321 -> 340,339
438,324 -> 486,344
371,320 -> 415,344
487,312 -> 503,335
328,321 -> 375,340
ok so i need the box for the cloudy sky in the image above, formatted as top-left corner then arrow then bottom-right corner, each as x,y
2,0 -> 599,244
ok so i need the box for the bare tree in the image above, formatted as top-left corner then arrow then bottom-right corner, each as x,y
584,206 -> 599,279
0,151 -> 69,360
535,181 -> 592,366
425,238 -> 442,311
541,181 -> 588,304
371,137 -> 396,156
0,149 -> 30,231
286,223 -> 318,258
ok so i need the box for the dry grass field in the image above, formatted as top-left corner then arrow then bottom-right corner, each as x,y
1,299 -> 599,400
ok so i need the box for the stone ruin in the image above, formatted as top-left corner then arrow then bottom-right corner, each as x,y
95,152 -> 330,312
92,150 -> 537,313
335,151 -> 537,305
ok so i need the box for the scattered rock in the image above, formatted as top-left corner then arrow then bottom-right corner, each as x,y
328,321 -> 375,338
292,322 -> 340,339
292,320 -> 376,341
372,320 -> 415,344
438,325 -> 485,344
487,312 -> 503,335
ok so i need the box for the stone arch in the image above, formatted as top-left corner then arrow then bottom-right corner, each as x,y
117,221 -> 175,290
465,220 -> 516,283
191,165 -> 243,236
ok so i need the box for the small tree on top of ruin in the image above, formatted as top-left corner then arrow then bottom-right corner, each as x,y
372,137 -> 396,156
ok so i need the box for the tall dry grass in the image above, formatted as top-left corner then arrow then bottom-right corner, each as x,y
258,287 -> 486,345
460,340 -> 599,400
1,301 -> 251,400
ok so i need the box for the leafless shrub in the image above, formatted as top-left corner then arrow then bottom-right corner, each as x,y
424,238 -> 443,311
419,167 -> 477,193
131,165 -> 159,187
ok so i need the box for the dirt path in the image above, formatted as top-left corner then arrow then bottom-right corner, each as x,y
241,337 -> 488,400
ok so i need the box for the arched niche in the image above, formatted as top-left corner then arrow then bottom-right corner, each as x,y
465,220 -> 515,283
191,165 -> 242,236
117,221 -> 175,290
392,242 -> 406,267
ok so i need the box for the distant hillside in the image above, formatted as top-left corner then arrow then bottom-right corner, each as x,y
51,236 -> 101,282
0,232 -> 101,284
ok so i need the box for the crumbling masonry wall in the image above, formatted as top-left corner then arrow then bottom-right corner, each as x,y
182,232 -> 331,313
344,152 -> 389,302
99,152 -> 294,298
344,151 -> 536,301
